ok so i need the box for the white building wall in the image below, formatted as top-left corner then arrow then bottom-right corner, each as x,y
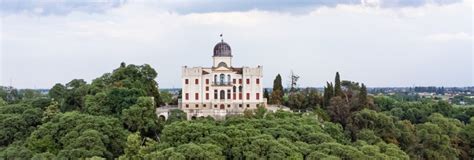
213,57 -> 232,67
180,57 -> 266,119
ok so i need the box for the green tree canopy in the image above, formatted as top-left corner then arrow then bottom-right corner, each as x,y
27,112 -> 128,159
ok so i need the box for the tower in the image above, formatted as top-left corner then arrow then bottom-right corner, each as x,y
213,38 -> 232,68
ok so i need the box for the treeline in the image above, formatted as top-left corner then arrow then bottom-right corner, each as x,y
413,86 -> 445,94
0,63 -> 164,159
0,65 -> 473,159
265,72 -> 474,159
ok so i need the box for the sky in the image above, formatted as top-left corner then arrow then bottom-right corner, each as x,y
1,0 -> 473,89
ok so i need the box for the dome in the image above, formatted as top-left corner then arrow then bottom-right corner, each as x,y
213,41 -> 232,57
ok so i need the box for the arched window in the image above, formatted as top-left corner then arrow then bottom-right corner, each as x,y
214,75 -> 217,84
239,86 -> 242,92
233,86 -> 236,92
218,62 -> 228,68
220,74 -> 225,85
220,90 -> 225,100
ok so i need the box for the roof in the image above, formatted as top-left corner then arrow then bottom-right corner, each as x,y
213,40 -> 232,57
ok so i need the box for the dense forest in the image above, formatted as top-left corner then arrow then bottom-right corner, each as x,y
0,63 -> 473,160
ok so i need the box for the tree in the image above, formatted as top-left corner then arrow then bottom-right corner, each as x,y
42,101 -> 60,122
85,88 -> 145,116
461,118 -> 474,158
373,96 -> 397,111
254,106 -> 267,119
122,97 -> 162,139
334,72 -> 343,97
287,92 -> 305,110
31,98 -> 52,110
21,89 -> 42,100
303,88 -> 321,109
270,74 -> 284,105
314,142 -> 365,159
160,90 -> 173,105
358,83 -> 368,110
86,63 -> 163,113
323,82 -> 334,108
263,89 -> 269,100
49,84 -> 66,101
395,120 -> 418,157
57,129 -> 107,159
62,79 -> 89,112
0,103 -> 42,146
176,143 -> 223,159
415,122 -> 458,159
0,144 -> 33,159
0,97 -> 6,106
167,109 -> 187,123
327,97 -> 351,127
119,132 -> 142,160
289,71 -> 300,92
32,152 -> 56,160
346,109 -> 399,143
27,112 -> 128,159
106,63 -> 162,107
425,113 -> 466,158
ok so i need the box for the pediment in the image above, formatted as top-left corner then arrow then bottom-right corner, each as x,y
214,66 -> 230,71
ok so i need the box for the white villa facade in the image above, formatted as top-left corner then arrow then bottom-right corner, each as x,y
178,39 -> 267,120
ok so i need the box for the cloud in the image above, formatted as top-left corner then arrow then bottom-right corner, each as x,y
427,32 -> 472,41
0,0 -> 126,15
0,0 -> 472,88
0,0 -> 464,15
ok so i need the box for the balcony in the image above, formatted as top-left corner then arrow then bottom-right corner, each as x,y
211,82 -> 232,86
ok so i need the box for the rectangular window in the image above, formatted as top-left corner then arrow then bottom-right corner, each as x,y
185,93 -> 189,100
206,79 -> 209,84
256,78 -> 260,84
206,93 -> 209,100
256,93 -> 260,100
227,90 -> 231,99
195,79 -> 199,84
239,93 -> 242,100
214,90 -> 218,99
233,79 -> 236,84
195,93 -> 199,100
246,93 -> 250,100
233,93 -> 236,100
185,79 -> 189,84
206,86 -> 209,91
239,79 -> 242,84
246,79 -> 250,84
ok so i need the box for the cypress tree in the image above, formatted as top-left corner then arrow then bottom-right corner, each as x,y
358,83 -> 368,110
323,82 -> 334,107
270,74 -> 284,105
334,72 -> 343,97
323,86 -> 329,107
275,74 -> 283,98
328,82 -> 334,97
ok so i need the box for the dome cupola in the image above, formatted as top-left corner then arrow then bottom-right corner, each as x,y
213,40 -> 232,57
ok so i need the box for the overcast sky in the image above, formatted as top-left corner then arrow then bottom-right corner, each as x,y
1,0 -> 472,89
